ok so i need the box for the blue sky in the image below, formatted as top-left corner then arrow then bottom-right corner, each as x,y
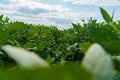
0,0 -> 120,29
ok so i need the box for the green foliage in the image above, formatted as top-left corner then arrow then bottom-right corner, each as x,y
0,7 -> 120,80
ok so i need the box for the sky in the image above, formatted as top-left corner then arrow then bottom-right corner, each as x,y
0,0 -> 120,29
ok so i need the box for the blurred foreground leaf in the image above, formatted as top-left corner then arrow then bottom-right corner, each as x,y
0,64 -> 92,80
2,45 -> 50,69
82,43 -> 115,80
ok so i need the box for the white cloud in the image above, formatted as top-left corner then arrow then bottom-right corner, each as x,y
0,0 -> 73,29
62,0 -> 120,6
1,0 -> 120,29
9,0 -> 71,12
0,4 -> 98,29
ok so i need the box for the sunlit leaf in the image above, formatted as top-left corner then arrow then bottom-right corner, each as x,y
82,43 -> 115,80
2,45 -> 50,69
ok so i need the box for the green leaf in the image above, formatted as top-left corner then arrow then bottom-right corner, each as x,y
0,14 -> 3,20
72,23 -> 82,34
111,9 -> 115,21
104,41 -> 120,54
22,42 -> 35,49
36,41 -> 47,51
89,27 -> 117,46
112,57 -> 120,71
80,42 -> 92,53
100,7 -> 112,23
0,24 -> 20,45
